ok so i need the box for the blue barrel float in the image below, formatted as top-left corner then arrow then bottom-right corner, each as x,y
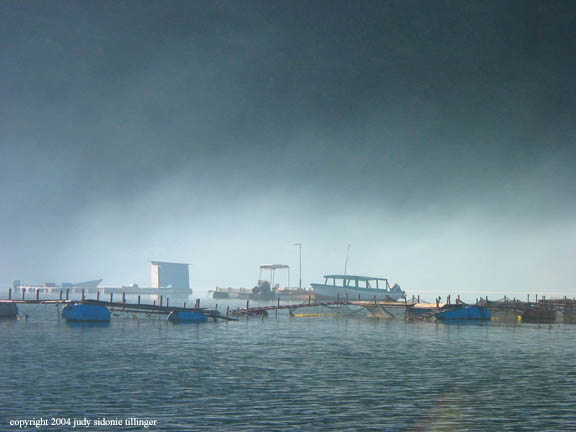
435,305 -> 491,321
168,311 -> 208,323
61,303 -> 111,322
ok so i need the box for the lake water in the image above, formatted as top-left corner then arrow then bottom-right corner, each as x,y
1,293 -> 576,431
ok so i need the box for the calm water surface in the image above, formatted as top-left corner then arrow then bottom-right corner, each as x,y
1,294 -> 576,431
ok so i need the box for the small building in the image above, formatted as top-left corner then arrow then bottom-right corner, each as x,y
150,261 -> 190,292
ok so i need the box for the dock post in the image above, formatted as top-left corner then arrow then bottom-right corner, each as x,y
345,292 -> 348,303
246,300 -> 249,311
358,293 -> 361,301
110,292 -> 113,303
404,296 -> 407,307
97,291 -> 100,301
457,294 -> 460,304
59,290 -> 62,300
337,292 -> 340,303
22,288 -> 25,300
167,297 -> 169,308
277,298 -> 280,318
374,295 -> 377,305
36,288 -> 39,300
123,292 -> 126,304
160,295 -> 163,307
66,288 -> 69,300
226,306 -> 229,319
195,299 -> 200,308
8,288 -> 11,300
417,295 -> 420,303
447,295 -> 450,305
81,289 -> 85,301
535,294 -> 538,303
436,298 -> 439,308
183,302 -> 186,308
138,295 -> 141,305
309,293 -> 311,305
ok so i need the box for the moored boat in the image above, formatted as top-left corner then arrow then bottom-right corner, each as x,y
311,275 -> 405,301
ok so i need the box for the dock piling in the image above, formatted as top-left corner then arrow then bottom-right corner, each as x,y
110,293 -> 113,303
138,295 -> 141,305
195,299 -> 200,308
167,297 -> 169,308
22,288 -> 25,301
97,291 -> 100,301
160,295 -> 163,307
36,288 -> 39,300
81,289 -> 85,300
226,306 -> 229,319
8,288 -> 11,300
122,292 -> 126,304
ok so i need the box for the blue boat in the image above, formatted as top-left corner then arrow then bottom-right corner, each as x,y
167,311 -> 208,323
61,303 -> 111,322
435,305 -> 491,321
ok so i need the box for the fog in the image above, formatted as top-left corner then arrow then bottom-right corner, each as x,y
1,1 -> 575,301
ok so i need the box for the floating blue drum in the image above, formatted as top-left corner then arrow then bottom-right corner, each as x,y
168,311 -> 208,323
61,304 -> 111,322
435,305 -> 491,321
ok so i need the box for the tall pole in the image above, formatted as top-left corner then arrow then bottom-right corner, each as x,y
294,243 -> 302,290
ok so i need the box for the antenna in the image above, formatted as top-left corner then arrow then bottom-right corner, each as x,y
344,244 -> 350,276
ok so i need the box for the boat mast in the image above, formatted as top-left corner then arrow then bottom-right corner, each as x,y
343,244 -> 350,277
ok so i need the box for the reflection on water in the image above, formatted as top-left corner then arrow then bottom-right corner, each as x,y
1,293 -> 576,431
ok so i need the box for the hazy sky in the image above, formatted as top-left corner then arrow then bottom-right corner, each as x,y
1,0 -> 575,300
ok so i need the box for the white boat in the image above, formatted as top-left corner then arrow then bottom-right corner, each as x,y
311,274 -> 405,301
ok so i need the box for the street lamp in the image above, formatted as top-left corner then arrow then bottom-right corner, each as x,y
293,243 -> 302,290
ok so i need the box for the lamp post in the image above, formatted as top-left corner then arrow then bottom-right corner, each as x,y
293,243 -> 302,290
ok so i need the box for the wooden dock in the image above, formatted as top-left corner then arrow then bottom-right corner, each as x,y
0,287 -> 235,321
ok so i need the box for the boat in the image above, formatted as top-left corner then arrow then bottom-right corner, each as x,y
311,275 -> 405,301
212,264 -> 313,301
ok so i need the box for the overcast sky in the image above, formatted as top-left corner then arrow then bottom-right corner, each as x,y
1,0 -> 575,300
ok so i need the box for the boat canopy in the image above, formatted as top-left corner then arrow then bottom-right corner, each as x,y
323,275 -> 388,282
260,264 -> 290,270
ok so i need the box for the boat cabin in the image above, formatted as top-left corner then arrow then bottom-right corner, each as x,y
322,275 -> 391,290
